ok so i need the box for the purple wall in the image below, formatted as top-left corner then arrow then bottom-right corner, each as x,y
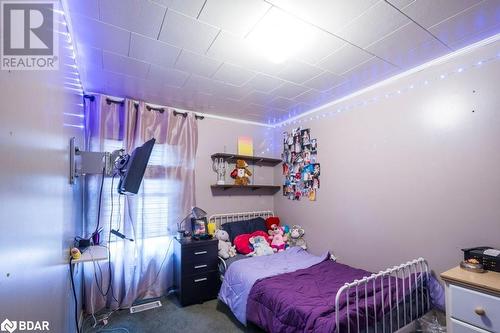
273,41 -> 500,275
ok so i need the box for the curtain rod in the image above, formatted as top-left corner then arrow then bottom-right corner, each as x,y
84,94 -> 204,120
106,97 -> 124,106
147,105 -> 165,113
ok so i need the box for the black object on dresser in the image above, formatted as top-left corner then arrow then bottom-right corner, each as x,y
173,237 -> 221,306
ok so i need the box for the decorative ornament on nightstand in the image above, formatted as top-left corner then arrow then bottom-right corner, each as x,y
230,159 -> 252,185
212,157 -> 228,185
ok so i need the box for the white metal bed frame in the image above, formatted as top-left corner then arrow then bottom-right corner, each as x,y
210,211 -> 430,333
210,210 -> 274,277
209,210 -> 274,230
335,257 -> 430,333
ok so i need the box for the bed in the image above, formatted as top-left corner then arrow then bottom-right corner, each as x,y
211,211 -> 430,333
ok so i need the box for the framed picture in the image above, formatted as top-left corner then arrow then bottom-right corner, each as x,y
191,217 -> 208,238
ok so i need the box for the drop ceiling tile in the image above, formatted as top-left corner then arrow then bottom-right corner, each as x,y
198,0 -> 271,36
293,89 -> 323,106
159,9 -> 220,54
341,57 -> 398,87
77,44 -> 103,70
241,91 -> 274,106
99,0 -> 166,39
399,0 -> 481,29
70,14 -> 130,56
271,81 -> 308,99
337,1 -> 409,48
215,83 -> 253,100
429,0 -> 500,50
290,103 -> 313,114
276,60 -> 323,84
150,0 -> 171,6
205,31 -> 248,62
318,44 -> 373,75
294,29 -> 346,64
367,22 -> 448,67
386,0 -> 415,8
268,97 -> 296,110
206,31 -> 289,75
147,65 -> 190,88
212,63 -> 256,86
303,71 -> 346,91
103,51 -> 150,79
67,0 -> 99,19
183,74 -> 226,94
129,33 -> 181,68
240,103 -> 264,115
243,73 -> 285,93
268,0 -> 379,34
166,0 -> 206,18
174,50 -> 222,77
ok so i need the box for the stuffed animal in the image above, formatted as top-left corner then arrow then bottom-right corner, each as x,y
268,224 -> 288,252
214,229 -> 236,259
247,235 -> 274,257
288,225 -> 307,250
230,159 -> 252,185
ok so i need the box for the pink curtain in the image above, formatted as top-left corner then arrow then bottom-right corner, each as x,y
83,95 -> 198,313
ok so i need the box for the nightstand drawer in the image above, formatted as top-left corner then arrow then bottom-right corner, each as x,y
182,242 -> 218,263
451,318 -> 491,333
450,284 -> 500,332
180,271 -> 220,305
182,260 -> 218,276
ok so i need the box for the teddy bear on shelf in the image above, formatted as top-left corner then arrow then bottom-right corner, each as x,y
230,159 -> 252,185
288,225 -> 307,250
247,235 -> 274,257
214,229 -> 236,259
268,224 -> 288,252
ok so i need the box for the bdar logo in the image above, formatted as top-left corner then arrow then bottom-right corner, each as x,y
0,319 -> 17,333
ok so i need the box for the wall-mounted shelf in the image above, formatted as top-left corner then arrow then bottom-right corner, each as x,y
211,153 -> 281,166
71,245 -> 108,264
211,184 -> 281,196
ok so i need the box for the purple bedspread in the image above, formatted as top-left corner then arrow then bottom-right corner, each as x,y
219,247 -> 329,325
247,260 -> 405,333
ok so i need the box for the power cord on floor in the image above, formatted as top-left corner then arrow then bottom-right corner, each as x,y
69,258 -> 81,333
97,329 -> 130,333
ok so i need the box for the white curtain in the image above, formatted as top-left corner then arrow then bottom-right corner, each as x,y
83,95 -> 198,312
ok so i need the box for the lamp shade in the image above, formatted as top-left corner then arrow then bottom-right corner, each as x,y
191,207 -> 207,219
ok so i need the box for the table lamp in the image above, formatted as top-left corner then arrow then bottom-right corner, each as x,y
177,207 -> 207,239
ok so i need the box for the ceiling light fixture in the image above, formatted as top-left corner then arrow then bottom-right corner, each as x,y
247,8 -> 314,64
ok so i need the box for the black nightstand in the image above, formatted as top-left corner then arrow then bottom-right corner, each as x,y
173,237 -> 221,306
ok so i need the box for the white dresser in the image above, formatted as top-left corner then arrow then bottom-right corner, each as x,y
441,266 -> 500,333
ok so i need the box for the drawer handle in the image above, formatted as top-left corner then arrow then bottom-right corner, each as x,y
474,307 -> 486,316
194,278 -> 207,283
194,264 -> 207,269
194,251 -> 207,255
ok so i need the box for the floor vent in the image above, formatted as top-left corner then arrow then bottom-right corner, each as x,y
129,300 -> 162,314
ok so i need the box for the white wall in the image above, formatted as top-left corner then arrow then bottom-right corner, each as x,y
273,40 -> 500,276
0,47 -> 84,333
195,117 -> 276,217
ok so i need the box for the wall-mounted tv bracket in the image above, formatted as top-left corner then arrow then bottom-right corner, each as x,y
69,137 -> 124,184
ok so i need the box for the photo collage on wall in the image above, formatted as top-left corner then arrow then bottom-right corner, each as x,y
282,127 -> 320,201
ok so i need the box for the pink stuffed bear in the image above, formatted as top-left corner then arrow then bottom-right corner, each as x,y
268,224 -> 287,252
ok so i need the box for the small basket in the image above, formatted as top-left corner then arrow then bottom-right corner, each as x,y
459,260 -> 485,273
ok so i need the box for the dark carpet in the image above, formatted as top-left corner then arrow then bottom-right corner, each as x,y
81,296 -> 445,333
82,295 -> 264,333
